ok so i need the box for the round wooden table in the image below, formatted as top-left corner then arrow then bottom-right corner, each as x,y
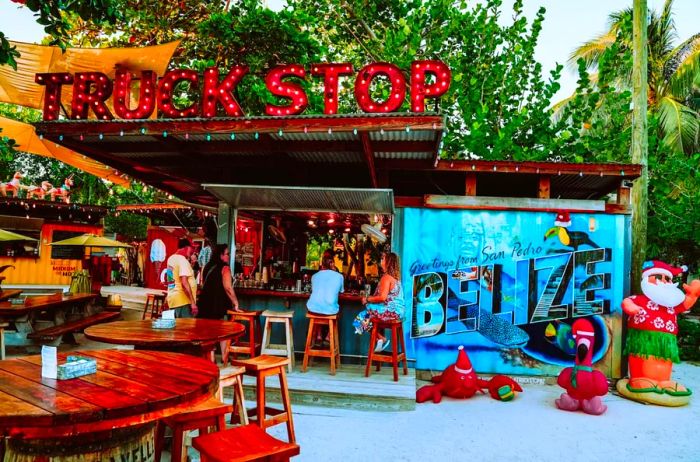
0,350 -> 219,460
84,319 -> 245,358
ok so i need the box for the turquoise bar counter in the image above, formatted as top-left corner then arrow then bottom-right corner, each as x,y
235,288 -> 373,362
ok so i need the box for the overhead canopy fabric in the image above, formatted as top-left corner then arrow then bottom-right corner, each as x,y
0,115 -> 130,187
0,40 -> 179,112
202,184 -> 395,214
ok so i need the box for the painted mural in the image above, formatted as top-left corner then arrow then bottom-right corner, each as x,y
399,208 -> 629,377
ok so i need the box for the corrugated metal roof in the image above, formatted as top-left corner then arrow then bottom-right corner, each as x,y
287,151 -> 363,163
202,184 -> 394,214
370,129 -> 435,141
375,151 -> 433,160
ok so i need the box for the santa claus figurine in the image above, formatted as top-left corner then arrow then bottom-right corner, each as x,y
618,260 -> 700,404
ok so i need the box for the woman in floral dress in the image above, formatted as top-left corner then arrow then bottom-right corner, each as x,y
354,252 -> 405,352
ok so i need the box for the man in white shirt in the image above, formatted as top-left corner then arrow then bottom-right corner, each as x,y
165,238 -> 198,318
307,256 -> 344,345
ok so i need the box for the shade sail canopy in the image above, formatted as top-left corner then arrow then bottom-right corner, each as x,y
0,116 -> 130,187
49,233 -> 131,248
0,229 -> 37,242
203,184 -> 395,214
0,41 -> 179,112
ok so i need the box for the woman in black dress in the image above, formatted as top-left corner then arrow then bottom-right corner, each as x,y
197,244 -> 241,363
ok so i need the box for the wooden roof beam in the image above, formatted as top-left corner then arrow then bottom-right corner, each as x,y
360,132 -> 378,188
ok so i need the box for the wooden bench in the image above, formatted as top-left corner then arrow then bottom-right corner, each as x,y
27,311 -> 120,342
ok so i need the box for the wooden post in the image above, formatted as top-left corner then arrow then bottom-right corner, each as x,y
465,173 -> 477,196
631,0 -> 648,292
617,184 -> 631,206
538,176 -> 551,199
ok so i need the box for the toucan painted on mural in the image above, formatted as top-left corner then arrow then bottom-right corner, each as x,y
544,211 -> 599,250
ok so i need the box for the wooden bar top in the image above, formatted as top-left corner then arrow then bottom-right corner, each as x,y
0,350 -> 219,437
236,288 -> 363,303
0,290 -> 22,302
0,293 -> 96,317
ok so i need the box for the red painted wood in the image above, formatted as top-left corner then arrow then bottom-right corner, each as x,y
0,290 -> 22,302
83,319 -> 245,350
27,311 -> 120,340
193,424 -> 300,462
0,350 -> 219,436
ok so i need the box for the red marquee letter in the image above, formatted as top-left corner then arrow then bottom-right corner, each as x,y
202,66 -> 248,118
354,63 -> 406,113
71,72 -> 114,120
35,73 -> 73,121
265,65 -> 308,116
157,69 -> 199,118
113,70 -> 157,119
410,60 -> 451,112
311,63 -> 353,115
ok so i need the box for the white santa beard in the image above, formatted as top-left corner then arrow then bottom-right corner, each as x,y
641,279 -> 686,307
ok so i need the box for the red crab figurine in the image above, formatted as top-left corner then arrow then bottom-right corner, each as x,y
416,345 -> 522,403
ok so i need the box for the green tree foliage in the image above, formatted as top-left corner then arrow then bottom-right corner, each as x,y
0,0 -> 121,69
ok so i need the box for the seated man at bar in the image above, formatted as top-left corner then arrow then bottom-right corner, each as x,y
306,255 -> 344,345
166,238 -> 198,318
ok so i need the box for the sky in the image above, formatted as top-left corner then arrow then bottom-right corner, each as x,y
0,0 -> 698,102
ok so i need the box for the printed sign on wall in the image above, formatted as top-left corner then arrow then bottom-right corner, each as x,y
399,208 -> 628,377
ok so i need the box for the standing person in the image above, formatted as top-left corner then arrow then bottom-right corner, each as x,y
198,244 -> 241,363
354,252 -> 405,352
198,238 -> 212,270
307,255 -> 344,345
166,238 -> 198,318
190,251 -> 201,285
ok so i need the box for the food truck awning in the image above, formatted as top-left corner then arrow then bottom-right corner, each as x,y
202,184 -> 394,214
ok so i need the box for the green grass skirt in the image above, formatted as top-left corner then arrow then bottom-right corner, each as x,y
624,328 -> 680,363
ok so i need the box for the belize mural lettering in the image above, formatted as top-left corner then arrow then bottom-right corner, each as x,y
410,245 -> 611,339
399,208 -> 626,375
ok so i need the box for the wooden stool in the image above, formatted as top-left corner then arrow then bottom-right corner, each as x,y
193,424 -> 300,462
217,365 -> 249,426
155,397 -> 233,462
0,322 -> 8,360
302,312 -> 340,375
230,355 -> 295,444
142,293 -> 166,320
260,310 -> 294,373
227,309 -> 263,360
365,318 -> 408,382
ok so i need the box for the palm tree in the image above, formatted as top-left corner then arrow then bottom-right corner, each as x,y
569,0 -> 700,154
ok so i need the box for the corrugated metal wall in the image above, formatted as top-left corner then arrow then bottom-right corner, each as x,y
0,222 -> 102,285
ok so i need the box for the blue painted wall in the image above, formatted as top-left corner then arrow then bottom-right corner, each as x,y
397,207 -> 629,377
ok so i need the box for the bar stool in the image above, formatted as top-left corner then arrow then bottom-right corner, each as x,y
154,397 -> 233,462
302,312 -> 340,375
142,292 -> 166,320
217,365 -> 249,426
230,355 -> 295,444
259,310 -> 294,373
365,318 -> 408,382
193,424 -> 300,462
226,309 -> 262,360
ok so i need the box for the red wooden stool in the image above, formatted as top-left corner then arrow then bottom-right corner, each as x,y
155,398 -> 233,462
227,309 -> 262,361
193,424 -> 300,462
142,293 -> 166,320
365,318 -> 408,382
302,312 -> 340,375
230,355 -> 295,444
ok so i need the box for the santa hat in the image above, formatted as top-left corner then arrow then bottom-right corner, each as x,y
554,211 -> 571,227
454,345 -> 473,374
641,260 -> 687,279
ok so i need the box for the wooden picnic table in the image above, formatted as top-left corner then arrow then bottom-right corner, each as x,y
0,349 -> 219,460
0,293 -> 96,317
0,289 -> 22,302
84,319 -> 245,358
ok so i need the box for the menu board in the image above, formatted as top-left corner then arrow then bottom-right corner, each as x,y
241,242 -> 255,267
51,231 -> 85,259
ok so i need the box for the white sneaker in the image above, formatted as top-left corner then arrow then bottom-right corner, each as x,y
374,339 -> 384,352
381,339 -> 391,352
